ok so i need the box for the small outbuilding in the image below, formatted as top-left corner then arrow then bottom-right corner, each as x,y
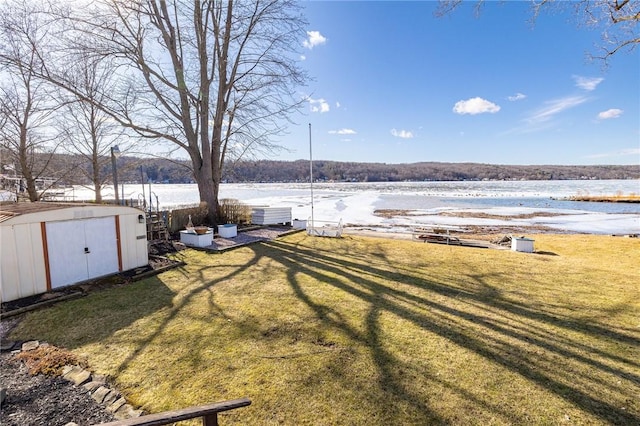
1,203 -> 148,303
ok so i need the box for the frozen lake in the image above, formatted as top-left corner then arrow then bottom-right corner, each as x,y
63,179 -> 640,235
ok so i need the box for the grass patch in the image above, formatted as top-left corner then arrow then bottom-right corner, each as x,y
8,234 -> 640,425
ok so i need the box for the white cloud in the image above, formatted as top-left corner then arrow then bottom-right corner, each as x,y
526,95 -> 588,123
303,31 -> 327,49
390,128 -> 414,139
508,93 -> 526,101
573,75 -> 604,91
453,97 -> 500,115
329,128 -> 356,135
307,97 -> 330,113
336,101 -> 341,108
300,54 -> 306,61
597,108 -> 623,120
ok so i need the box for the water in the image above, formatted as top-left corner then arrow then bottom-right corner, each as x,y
61,179 -> 640,234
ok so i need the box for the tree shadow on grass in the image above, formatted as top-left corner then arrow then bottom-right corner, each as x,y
8,276 -> 176,349
14,235 -> 637,423
10,251 -> 264,381
257,238 -> 640,424
104,252 -> 264,377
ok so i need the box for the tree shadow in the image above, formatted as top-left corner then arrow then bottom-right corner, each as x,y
535,250 -> 559,256
256,238 -> 640,424
105,252 -> 264,376
8,276 -> 176,349
14,235 -> 637,423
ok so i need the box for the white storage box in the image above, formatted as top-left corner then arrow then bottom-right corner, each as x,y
180,229 -> 213,247
218,224 -> 237,238
511,237 -> 534,253
292,219 -> 307,229
251,207 -> 292,225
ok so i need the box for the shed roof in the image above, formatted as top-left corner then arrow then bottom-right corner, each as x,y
0,202 -> 109,223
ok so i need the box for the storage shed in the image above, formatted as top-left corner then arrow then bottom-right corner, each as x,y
1,203 -> 148,303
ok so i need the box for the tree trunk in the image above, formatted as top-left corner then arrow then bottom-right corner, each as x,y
193,164 -> 218,226
94,182 -> 102,203
211,138 -> 223,224
92,149 -> 102,203
19,157 -> 38,201
18,124 -> 39,202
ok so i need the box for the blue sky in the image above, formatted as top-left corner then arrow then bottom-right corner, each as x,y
277,1 -> 640,165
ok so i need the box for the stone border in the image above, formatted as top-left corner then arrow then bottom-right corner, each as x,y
7,340 -> 143,423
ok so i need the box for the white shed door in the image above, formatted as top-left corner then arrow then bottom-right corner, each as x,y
46,217 -> 119,288
84,217 -> 119,279
47,220 -> 89,288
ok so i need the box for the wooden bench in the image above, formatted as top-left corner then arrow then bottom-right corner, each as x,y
94,397 -> 251,426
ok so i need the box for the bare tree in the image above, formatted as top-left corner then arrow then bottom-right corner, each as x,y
0,0 -> 63,202
32,0 -> 308,222
57,54 -> 133,203
436,0 -> 639,61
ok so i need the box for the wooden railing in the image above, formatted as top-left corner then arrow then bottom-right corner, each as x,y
94,397 -> 251,426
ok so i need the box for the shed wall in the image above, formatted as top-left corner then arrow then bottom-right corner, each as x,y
0,223 -> 47,302
0,205 -> 148,303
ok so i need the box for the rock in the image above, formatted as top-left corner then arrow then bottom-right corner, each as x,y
83,380 -> 103,392
92,386 -> 111,404
0,387 -> 6,404
107,397 -> 127,413
115,404 -> 143,420
63,366 -> 91,386
64,423 -> 78,426
102,389 -> 119,406
61,365 -> 75,375
21,340 -> 39,351
91,373 -> 107,384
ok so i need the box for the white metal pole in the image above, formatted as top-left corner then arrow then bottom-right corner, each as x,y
140,166 -> 146,210
309,123 -> 314,230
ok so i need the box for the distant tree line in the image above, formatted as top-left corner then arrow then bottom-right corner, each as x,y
6,150 -> 636,187
225,160 -> 640,182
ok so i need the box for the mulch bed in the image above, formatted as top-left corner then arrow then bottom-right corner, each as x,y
0,350 -> 117,426
0,317 -> 117,426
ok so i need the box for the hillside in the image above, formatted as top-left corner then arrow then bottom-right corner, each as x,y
114,158 -> 639,184
3,150 -> 639,186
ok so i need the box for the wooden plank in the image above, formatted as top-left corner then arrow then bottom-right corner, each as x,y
203,413 -> 218,426
94,398 -> 251,426
40,221 -> 52,292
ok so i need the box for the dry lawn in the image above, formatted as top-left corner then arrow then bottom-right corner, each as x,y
8,233 -> 640,425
